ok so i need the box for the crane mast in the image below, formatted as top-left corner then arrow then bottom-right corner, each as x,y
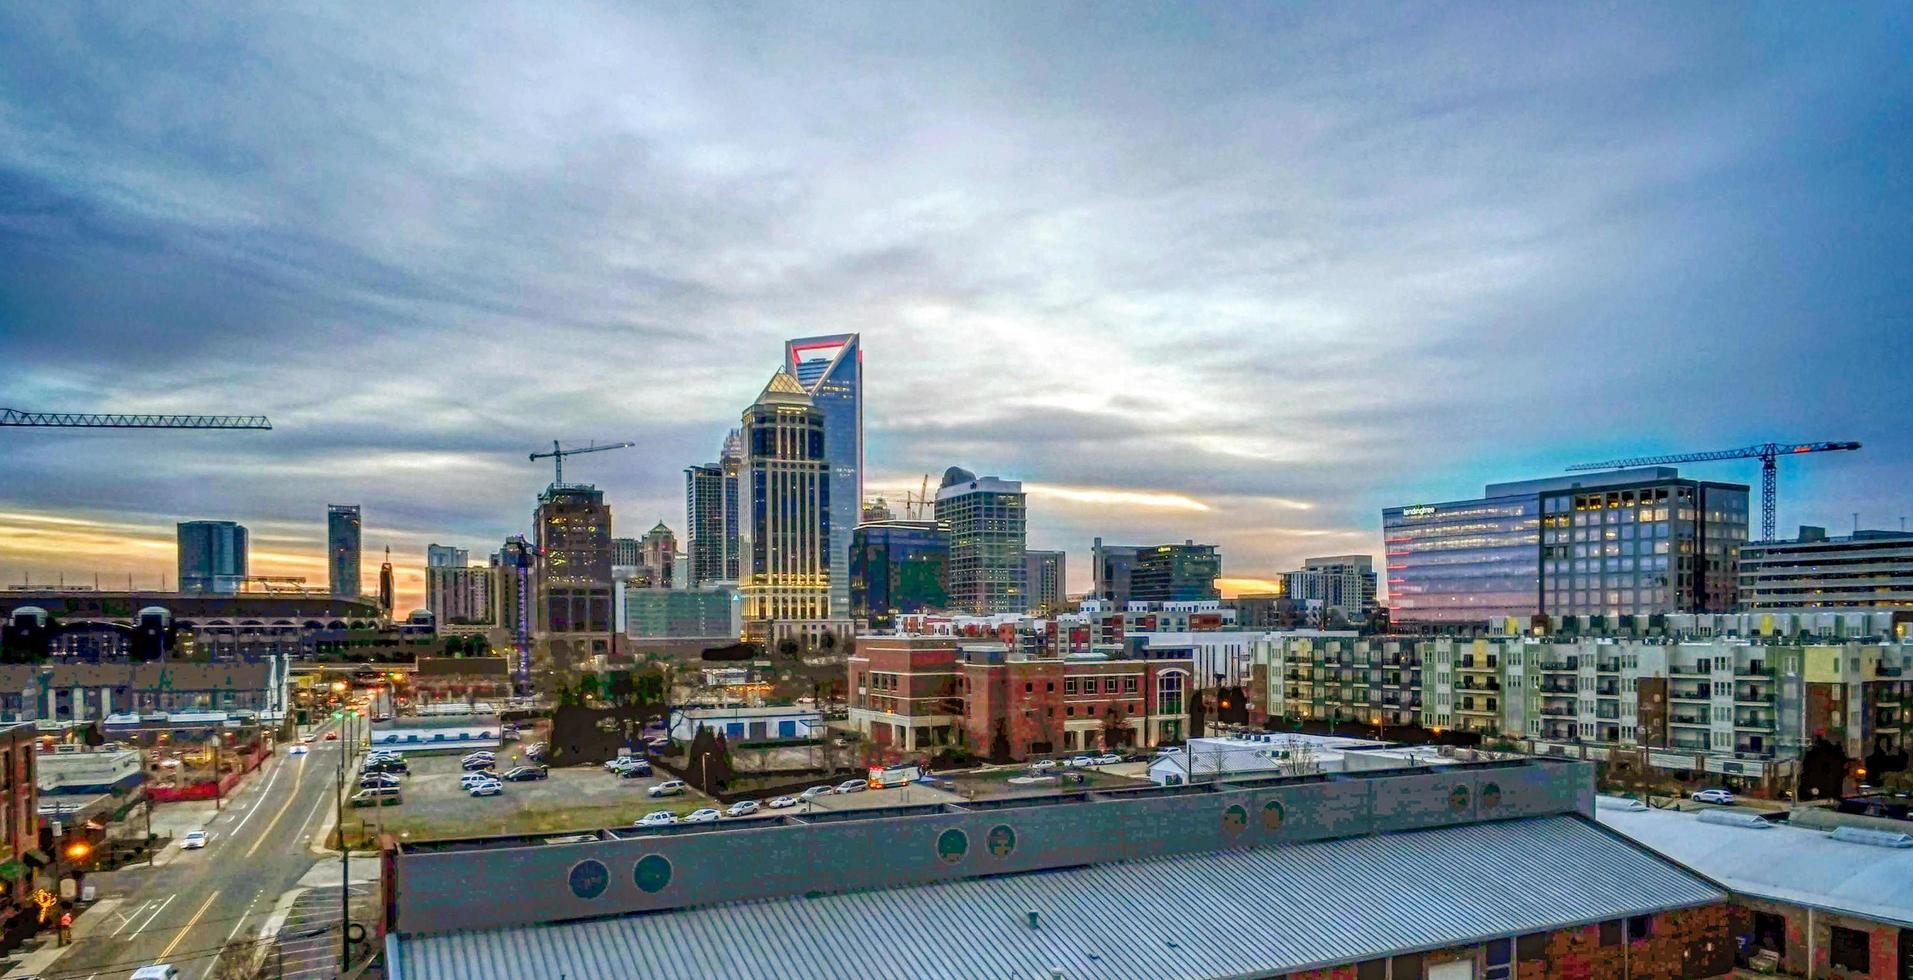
1567,440 -> 1860,542
2,407 -> 271,429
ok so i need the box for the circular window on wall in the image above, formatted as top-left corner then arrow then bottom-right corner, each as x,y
1221,804 -> 1249,835
568,859 -> 610,900
1480,782 -> 1503,811
936,828 -> 970,865
986,825 -> 1017,858
634,854 -> 673,894
1261,799 -> 1286,832
1449,784 -> 1471,813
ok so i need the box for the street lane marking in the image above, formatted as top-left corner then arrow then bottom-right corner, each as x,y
109,899 -> 153,936
127,893 -> 176,939
226,751 -> 293,840
156,889 -> 220,962
243,774 -> 307,858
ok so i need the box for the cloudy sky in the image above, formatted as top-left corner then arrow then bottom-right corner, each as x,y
2,4 -> 1908,610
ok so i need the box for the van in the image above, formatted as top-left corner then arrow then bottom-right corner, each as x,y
350,786 -> 402,807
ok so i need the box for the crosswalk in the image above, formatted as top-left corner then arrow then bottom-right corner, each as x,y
268,883 -> 374,979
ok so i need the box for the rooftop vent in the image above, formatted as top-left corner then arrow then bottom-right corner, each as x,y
1698,810 -> 1770,830
1830,826 -> 1913,848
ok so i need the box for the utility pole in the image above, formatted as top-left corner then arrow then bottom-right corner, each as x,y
333,708 -> 349,966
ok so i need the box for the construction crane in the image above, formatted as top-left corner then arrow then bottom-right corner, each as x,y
1568,440 -> 1861,542
1,407 -> 271,429
529,440 -> 634,486
901,473 -> 934,519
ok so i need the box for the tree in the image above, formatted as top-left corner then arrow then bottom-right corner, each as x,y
208,935 -> 267,980
1101,705 -> 1135,750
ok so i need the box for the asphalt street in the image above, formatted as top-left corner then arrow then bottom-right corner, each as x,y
39,717 -> 364,980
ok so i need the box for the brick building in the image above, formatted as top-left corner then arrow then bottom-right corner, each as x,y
849,637 -> 1191,760
0,724 -> 38,948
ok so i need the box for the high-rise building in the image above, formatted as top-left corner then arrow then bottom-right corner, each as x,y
721,429 -> 743,581
739,371 -> 832,638
176,520 -> 248,594
684,463 -> 726,585
427,562 -> 494,626
785,334 -> 861,620
426,544 -> 469,568
493,535 -> 536,686
620,584 -> 740,639
1384,467 -> 1747,624
1738,526 -> 1913,612
1091,539 -> 1141,604
935,467 -> 1026,615
611,537 -> 641,568
1025,549 -> 1066,615
1282,555 -> 1378,622
641,522 -> 676,588
327,504 -> 362,597
534,484 -> 614,661
1130,542 -> 1221,603
850,520 -> 950,629
377,546 -> 396,619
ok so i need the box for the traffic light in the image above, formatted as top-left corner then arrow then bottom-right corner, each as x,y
62,841 -> 92,863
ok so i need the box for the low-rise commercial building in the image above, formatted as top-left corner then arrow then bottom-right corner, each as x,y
668,705 -> 822,743
0,660 -> 291,729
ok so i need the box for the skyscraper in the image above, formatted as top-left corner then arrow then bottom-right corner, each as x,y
327,504 -> 362,597
1282,555 -> 1378,623
494,535 -> 536,686
641,522 -> 676,587
534,484 -> 614,662
427,562 -> 494,625
426,544 -> 469,568
1024,549 -> 1066,615
611,537 -> 641,568
739,370 -> 831,638
177,520 -> 248,594
685,462 -> 726,585
935,467 -> 1026,615
851,520 -> 950,629
1091,539 -> 1140,604
720,429 -> 743,580
785,334 -> 861,620
377,546 -> 396,619
1130,542 -> 1222,603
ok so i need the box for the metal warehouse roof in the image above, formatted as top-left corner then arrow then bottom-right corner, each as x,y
388,815 -> 1721,980
1599,805 -> 1913,928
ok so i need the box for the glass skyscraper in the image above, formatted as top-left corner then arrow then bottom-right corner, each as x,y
739,370 -> 832,637
684,462 -> 726,585
935,467 -> 1026,615
327,504 -> 361,597
851,520 -> 950,628
177,520 -> 248,594
785,334 -> 861,620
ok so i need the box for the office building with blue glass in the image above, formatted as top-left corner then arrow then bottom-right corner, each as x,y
177,520 -> 248,594
785,334 -> 861,620
850,520 -> 950,629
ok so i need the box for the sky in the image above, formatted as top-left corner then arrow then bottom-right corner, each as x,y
1,4 -> 1909,612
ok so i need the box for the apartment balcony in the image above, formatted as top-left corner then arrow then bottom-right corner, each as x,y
1670,664 -> 1709,677
1734,714 -> 1776,732
1539,681 -> 1577,695
1457,656 -> 1498,673
1734,663 -> 1773,680
1540,699 -> 1577,719
1457,700 -> 1498,716
1595,682 -> 1619,697
1538,659 -> 1579,672
1734,687 -> 1773,705
1595,708 -> 1621,721
1876,664 -> 1905,679
1458,679 -> 1501,692
1732,745 -> 1776,759
1668,715 -> 1709,727
1669,738 -> 1708,752
1669,686 -> 1710,702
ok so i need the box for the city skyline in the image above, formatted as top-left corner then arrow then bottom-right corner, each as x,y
4,6 -> 1910,612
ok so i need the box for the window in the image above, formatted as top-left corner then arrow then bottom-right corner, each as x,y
1064,678 -> 1078,695
1828,925 -> 1868,972
1626,915 -> 1652,941
1599,920 -> 1622,947
1123,676 -> 1138,694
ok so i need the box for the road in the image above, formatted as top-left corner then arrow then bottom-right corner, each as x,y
42,719 -> 362,980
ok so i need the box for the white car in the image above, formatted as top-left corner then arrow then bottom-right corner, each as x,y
180,831 -> 209,850
1691,788 -> 1736,805
460,772 -> 500,788
635,811 -> 678,827
1155,746 -> 1182,756
287,745 -> 309,757
300,733 -> 317,744
648,780 -> 687,798
467,780 -> 504,798
1093,753 -> 1122,765
767,796 -> 797,809
799,785 -> 834,800
1029,759 -> 1058,771
725,800 -> 760,818
1066,756 -> 1094,768
131,967 -> 181,980
834,779 -> 867,794
685,808 -> 721,823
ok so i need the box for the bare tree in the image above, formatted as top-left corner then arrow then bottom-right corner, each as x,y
209,935 -> 267,980
1284,738 -> 1321,777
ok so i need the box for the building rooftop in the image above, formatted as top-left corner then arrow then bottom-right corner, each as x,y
1598,804 -> 1913,928
387,814 -> 1720,980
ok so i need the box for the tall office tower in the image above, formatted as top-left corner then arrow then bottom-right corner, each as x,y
738,371 -> 832,638
935,467 -> 1026,615
850,520 -> 950,629
1739,526 -> 1913,611
611,537 -> 641,568
1091,538 -> 1141,604
427,563 -> 494,625
534,484 -> 615,662
494,535 -> 537,686
685,463 -> 726,585
640,522 -> 676,587
720,429 -> 743,580
377,546 -> 396,619
327,504 -> 362,597
1025,549 -> 1066,615
1282,555 -> 1378,621
1385,467 -> 1748,624
176,520 -> 248,594
1129,542 -> 1222,602
426,544 -> 469,568
785,334 -> 862,620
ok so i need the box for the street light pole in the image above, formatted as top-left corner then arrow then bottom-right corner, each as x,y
333,709 -> 350,967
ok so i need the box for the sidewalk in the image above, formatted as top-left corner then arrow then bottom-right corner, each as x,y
2,896 -> 123,979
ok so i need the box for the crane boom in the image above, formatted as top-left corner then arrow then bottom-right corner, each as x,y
529,440 -> 635,486
1567,440 -> 1860,542
1,407 -> 271,429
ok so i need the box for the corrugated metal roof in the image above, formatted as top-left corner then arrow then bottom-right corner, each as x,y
391,815 -> 1721,980
1600,806 -> 1913,928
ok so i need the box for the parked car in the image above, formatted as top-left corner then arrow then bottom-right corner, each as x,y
525,743 -> 547,761
835,779 -> 867,794
349,786 -> 402,807
180,831 -> 209,850
287,745 -> 309,757
603,756 -> 636,771
635,811 -> 678,827
323,732 -> 339,741
767,796 -> 797,809
1691,788 -> 1737,805
467,780 -> 504,798
648,780 -> 686,798
359,774 -> 402,790
131,967 -> 181,980
460,771 -> 500,787
616,762 -> 654,778
1155,745 -> 1183,756
462,756 -> 499,772
1066,756 -> 1094,768
362,758 -> 409,775
1092,753 -> 1123,765
462,750 -> 496,763
1029,759 -> 1058,771
685,808 -> 721,823
799,785 -> 834,800
725,800 -> 760,818
501,766 -> 548,782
